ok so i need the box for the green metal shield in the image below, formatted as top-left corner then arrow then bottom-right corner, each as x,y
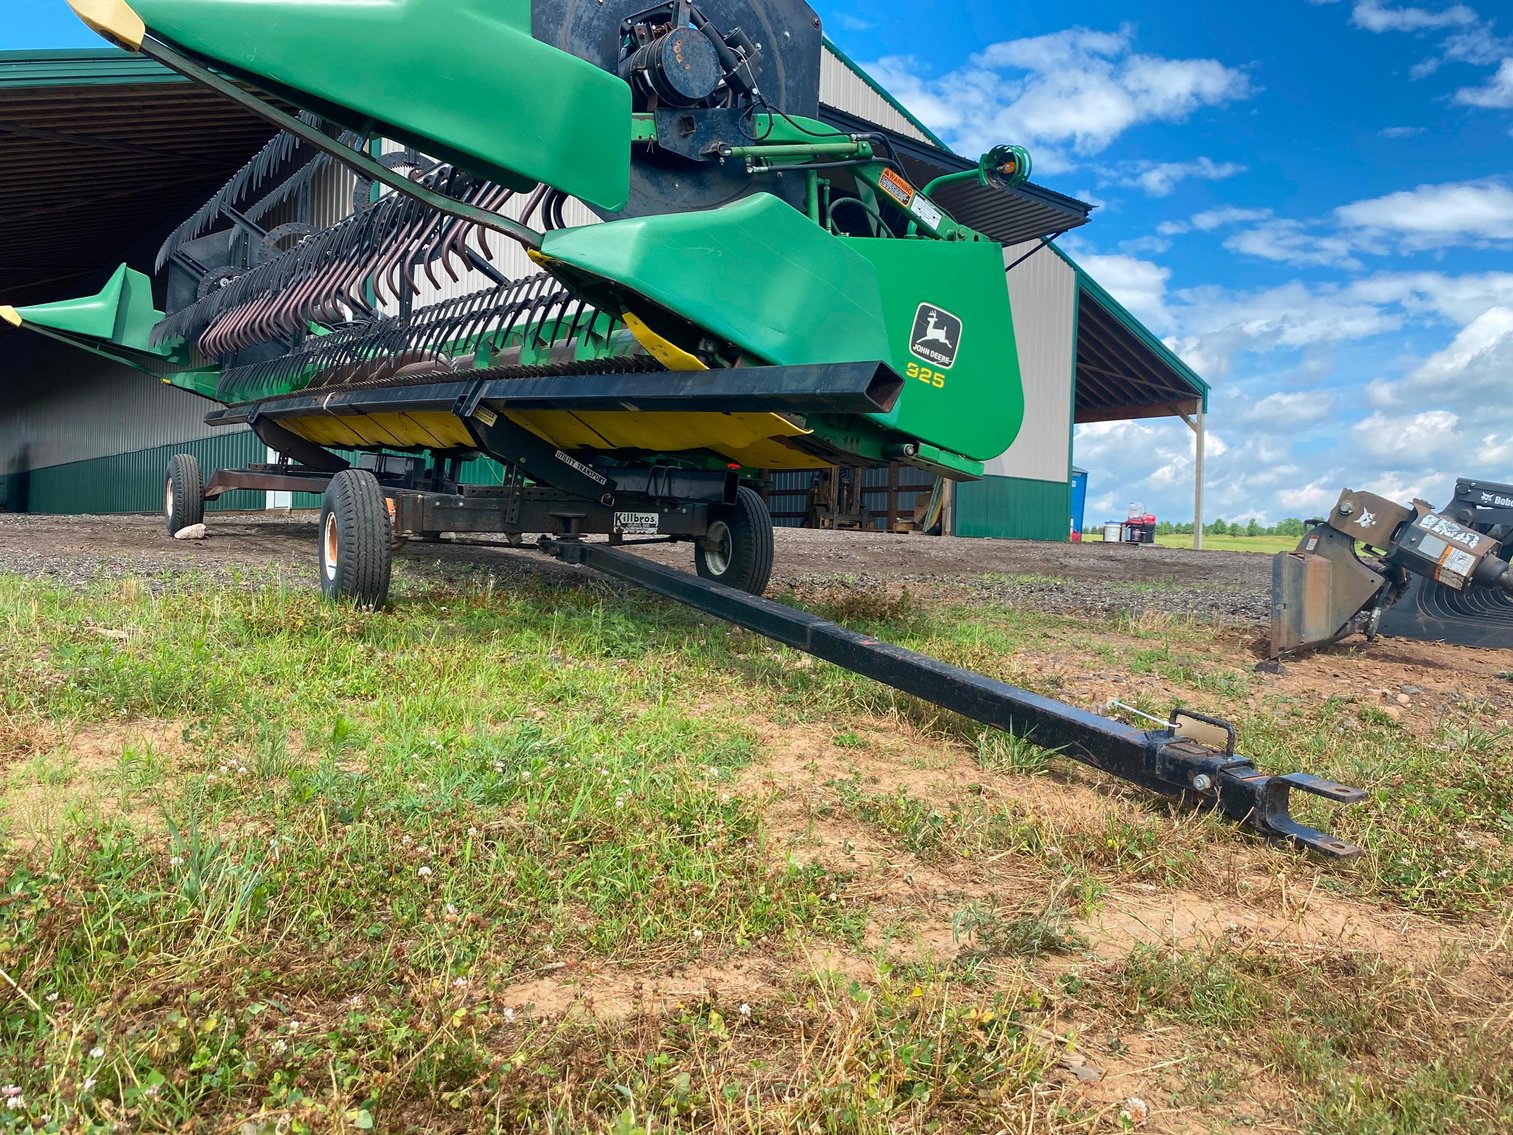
112,0 -> 633,211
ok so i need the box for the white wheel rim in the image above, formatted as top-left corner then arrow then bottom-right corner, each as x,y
322,514 -> 339,581
165,478 -> 174,518
704,520 -> 733,575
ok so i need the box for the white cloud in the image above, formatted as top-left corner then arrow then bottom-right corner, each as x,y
1347,270 -> 1513,324
1378,124 -> 1426,136
1120,157 -> 1245,197
1335,179 -> 1513,248
1367,305 -> 1513,406
1350,1 -> 1478,33
1156,206 -> 1272,236
1440,23 -> 1513,67
1405,305 -> 1513,400
1351,409 -> 1463,463
1174,281 -> 1403,360
1076,252 -> 1173,332
1244,391 -> 1338,429
1189,207 -> 1274,231
1224,219 -> 1365,268
1457,58 -> 1513,107
1278,479 -> 1343,515
862,26 -> 1252,169
1174,182 -> 1513,269
1119,234 -> 1172,256
1068,253 -> 1513,522
1332,2 -> 1513,112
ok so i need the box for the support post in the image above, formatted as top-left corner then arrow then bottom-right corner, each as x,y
1183,407 -> 1206,550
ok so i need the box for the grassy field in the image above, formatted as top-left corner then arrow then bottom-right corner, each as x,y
0,567 -> 1510,1133
1153,533 -> 1298,554
1087,533 -> 1299,554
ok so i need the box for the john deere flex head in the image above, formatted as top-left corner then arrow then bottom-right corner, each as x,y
3,0 -> 1040,482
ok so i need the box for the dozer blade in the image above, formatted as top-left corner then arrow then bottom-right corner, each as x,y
1270,525 -> 1390,656
67,0 -> 632,212
0,264 -> 211,390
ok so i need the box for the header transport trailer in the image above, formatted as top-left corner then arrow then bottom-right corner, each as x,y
0,0 -> 1366,855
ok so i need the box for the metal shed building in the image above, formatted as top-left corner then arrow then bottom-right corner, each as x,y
0,42 -> 1208,540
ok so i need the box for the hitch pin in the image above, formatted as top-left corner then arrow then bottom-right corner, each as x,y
1104,699 -> 1170,728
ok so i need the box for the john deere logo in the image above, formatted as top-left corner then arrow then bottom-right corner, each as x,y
910,304 -> 962,368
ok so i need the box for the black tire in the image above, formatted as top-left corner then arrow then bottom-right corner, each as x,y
694,486 -> 774,595
164,453 -> 204,535
318,469 -> 392,609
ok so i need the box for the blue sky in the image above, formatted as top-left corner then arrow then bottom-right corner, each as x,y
9,1 -> 1513,524
818,0 -> 1513,523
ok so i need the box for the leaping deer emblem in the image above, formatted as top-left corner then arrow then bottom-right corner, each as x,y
916,309 -> 955,351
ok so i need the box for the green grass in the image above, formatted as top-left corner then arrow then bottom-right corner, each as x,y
1085,532 -> 1298,553
1154,533 -> 1298,554
0,568 -> 1509,1132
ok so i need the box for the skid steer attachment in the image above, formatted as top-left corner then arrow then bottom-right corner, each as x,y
1271,482 -> 1513,655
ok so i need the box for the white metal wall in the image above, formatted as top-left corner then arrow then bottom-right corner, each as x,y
984,240 -> 1075,481
819,48 -> 933,145
0,336 -> 229,470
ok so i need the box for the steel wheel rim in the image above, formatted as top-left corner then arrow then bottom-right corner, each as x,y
704,520 -> 733,576
164,477 -> 174,520
322,513 -> 340,581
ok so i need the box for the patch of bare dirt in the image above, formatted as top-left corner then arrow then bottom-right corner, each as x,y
1262,634 -> 1513,737
0,719 -> 190,846
0,511 -> 1267,602
501,946 -> 875,1024
737,713 -> 1510,981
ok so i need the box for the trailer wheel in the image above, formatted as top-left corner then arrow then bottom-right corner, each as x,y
164,453 -> 204,535
319,469 -> 392,609
695,486 -> 773,595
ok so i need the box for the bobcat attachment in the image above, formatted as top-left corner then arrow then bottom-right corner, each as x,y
1271,479 -> 1513,656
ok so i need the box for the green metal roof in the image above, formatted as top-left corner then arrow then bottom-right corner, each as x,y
0,47 -> 183,89
1047,242 -> 1210,418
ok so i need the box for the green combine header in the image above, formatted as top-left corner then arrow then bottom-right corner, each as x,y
0,0 -> 1369,856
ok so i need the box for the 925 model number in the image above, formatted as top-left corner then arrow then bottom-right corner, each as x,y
906,361 -> 946,388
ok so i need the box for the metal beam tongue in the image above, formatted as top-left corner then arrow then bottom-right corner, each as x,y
541,537 -> 1368,859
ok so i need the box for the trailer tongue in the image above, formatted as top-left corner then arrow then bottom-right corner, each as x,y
541,535 -> 1367,859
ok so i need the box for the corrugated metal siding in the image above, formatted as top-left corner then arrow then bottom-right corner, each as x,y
954,474 -> 1070,541
23,429 -> 266,514
986,241 -> 1075,482
0,336 -> 230,471
764,466 -> 934,530
819,50 -> 932,145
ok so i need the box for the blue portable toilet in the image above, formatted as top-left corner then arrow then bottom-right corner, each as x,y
1070,468 -> 1089,541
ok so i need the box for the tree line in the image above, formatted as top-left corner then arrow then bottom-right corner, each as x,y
1155,518 -> 1309,537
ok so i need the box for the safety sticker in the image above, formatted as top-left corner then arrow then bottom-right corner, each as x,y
908,193 -> 943,231
1437,547 -> 1476,589
614,511 -> 659,535
1417,512 -> 1482,551
878,167 -> 915,209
